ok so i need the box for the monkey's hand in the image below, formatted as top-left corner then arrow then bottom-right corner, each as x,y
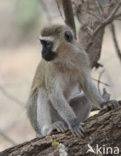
101,100 -> 119,111
69,118 -> 85,137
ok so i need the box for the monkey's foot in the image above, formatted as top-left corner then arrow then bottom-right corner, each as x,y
101,100 -> 119,110
36,133 -> 43,138
50,121 -> 68,133
69,118 -> 85,137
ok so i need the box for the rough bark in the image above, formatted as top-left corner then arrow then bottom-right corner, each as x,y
1,105 -> 121,156
73,0 -> 121,68
73,0 -> 105,68
62,0 -> 76,38
1,1 -> 121,156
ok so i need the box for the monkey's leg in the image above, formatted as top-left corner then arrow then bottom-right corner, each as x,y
49,88 -> 85,137
48,93 -> 90,134
69,93 -> 92,122
37,88 -> 52,137
27,92 -> 40,135
49,105 -> 68,133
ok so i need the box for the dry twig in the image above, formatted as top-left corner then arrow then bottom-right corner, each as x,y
86,1 -> 121,51
97,70 -> 105,94
0,129 -> 16,146
92,78 -> 109,88
62,0 -> 76,38
55,0 -> 64,20
95,0 -> 104,17
110,23 -> 121,63
0,86 -> 24,107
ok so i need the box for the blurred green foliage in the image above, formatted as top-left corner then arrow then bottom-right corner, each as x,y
14,0 -> 42,38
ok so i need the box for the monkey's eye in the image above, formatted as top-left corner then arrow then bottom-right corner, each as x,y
64,31 -> 73,42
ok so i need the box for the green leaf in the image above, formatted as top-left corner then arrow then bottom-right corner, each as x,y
52,141 -> 59,146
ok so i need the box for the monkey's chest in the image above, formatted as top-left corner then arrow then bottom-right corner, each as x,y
62,74 -> 79,99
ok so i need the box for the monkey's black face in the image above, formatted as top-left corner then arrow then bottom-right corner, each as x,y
40,40 -> 57,61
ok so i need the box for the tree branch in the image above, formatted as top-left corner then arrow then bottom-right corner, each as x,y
62,0 -> 76,38
0,86 -> 24,107
55,0 -> 64,20
0,129 -> 16,146
1,106 -> 121,155
86,1 -> 121,51
110,23 -> 121,63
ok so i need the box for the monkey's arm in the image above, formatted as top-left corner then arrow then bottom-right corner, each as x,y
79,69 -> 119,109
79,70 -> 106,109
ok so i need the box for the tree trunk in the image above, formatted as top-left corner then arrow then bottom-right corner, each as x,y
73,0 -> 105,68
1,106 -> 121,156
1,1 -> 121,156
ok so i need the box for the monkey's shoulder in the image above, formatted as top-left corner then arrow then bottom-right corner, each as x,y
30,61 -> 45,95
30,60 -> 56,96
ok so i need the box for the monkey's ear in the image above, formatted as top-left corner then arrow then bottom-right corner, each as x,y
64,31 -> 73,42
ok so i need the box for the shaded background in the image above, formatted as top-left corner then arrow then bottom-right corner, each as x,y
0,0 -> 121,151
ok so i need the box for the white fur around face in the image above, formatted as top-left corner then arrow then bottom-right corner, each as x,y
39,35 -> 59,52
39,36 -> 54,42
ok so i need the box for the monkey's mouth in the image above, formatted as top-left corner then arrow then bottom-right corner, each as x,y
42,50 -> 57,61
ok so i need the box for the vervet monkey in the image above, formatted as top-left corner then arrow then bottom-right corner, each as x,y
27,24 -> 119,137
